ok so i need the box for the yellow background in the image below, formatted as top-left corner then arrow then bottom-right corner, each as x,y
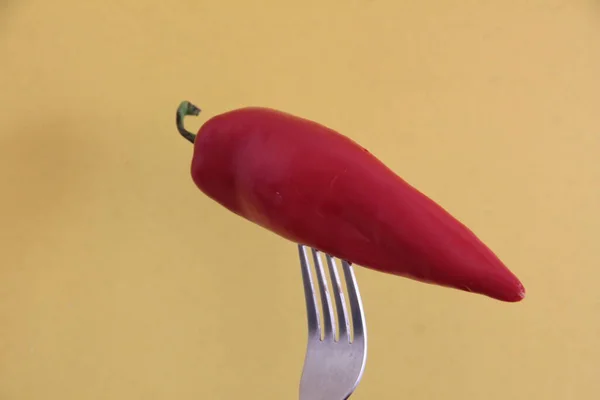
1,0 -> 599,399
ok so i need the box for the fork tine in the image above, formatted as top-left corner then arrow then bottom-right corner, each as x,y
298,250 -> 368,400
311,248 -> 336,340
298,245 -> 320,337
341,260 -> 366,339
325,255 -> 350,342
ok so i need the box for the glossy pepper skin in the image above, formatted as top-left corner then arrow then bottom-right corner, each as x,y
177,101 -> 525,302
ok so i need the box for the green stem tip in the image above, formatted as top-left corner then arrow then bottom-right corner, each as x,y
176,101 -> 201,144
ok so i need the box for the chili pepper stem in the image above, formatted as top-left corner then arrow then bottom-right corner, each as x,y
176,100 -> 201,144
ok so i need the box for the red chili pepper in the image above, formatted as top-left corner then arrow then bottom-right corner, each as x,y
176,101 -> 525,302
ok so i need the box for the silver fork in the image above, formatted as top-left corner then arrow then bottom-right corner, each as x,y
297,244 -> 368,400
